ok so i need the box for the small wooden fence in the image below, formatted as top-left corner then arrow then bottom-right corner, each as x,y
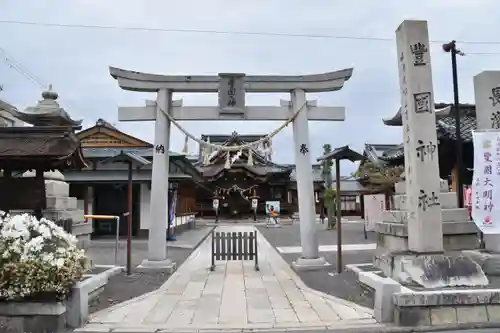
211,231 -> 259,271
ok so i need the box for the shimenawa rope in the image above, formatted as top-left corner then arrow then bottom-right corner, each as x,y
158,102 -> 307,152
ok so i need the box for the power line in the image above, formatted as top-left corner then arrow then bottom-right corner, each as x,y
0,47 -> 47,89
2,19 -> 500,48
0,47 -> 80,113
1,19 -> 500,99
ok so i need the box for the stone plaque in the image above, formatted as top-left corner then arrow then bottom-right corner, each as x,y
218,73 -> 246,117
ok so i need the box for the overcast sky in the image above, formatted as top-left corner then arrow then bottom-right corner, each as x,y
1,0 -> 500,174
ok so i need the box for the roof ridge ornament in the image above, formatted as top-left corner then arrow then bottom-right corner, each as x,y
41,84 -> 58,101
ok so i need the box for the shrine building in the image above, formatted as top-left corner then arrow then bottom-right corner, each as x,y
192,131 -> 325,218
62,119 -> 203,238
62,120 -> 366,233
365,102 -> 477,189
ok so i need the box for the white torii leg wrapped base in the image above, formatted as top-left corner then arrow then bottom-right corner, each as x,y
137,259 -> 176,273
292,256 -> 331,271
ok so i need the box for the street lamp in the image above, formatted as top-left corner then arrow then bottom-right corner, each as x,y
442,40 -> 465,208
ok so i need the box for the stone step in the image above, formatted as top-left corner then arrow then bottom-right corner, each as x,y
376,220 -> 479,236
43,208 -> 85,222
393,192 -> 457,210
395,180 -> 449,195
45,179 -> 70,197
46,196 -> 77,210
382,208 -> 469,223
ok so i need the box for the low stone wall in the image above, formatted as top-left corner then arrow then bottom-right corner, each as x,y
66,266 -> 122,328
0,301 -> 66,333
375,220 -> 479,278
393,289 -> 500,326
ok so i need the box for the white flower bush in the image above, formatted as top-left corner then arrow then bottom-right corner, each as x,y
0,212 -> 87,301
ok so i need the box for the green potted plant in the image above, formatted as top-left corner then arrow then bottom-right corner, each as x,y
0,211 -> 88,332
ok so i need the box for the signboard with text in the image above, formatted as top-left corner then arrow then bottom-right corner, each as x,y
218,73 -> 246,119
472,130 -> 500,234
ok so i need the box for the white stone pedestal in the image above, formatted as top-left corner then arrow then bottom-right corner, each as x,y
23,170 -> 92,252
137,259 -> 176,273
292,256 -> 331,271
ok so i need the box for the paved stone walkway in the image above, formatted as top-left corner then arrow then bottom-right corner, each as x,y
79,225 -> 378,332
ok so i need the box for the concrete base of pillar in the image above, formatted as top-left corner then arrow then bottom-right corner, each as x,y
464,250 -> 500,276
375,252 -> 488,288
137,258 -> 176,273
291,256 -> 331,271
483,234 -> 500,252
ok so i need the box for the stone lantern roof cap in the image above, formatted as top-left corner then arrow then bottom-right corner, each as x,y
7,85 -> 83,128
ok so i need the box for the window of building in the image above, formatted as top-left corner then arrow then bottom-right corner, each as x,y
340,195 -> 357,212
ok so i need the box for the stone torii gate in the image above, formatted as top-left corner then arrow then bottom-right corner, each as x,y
109,67 -> 353,271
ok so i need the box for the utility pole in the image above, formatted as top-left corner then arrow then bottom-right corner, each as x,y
443,40 -> 465,208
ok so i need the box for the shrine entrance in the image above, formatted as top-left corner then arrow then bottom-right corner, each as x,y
110,66 -> 353,270
214,184 -> 258,218
223,189 -> 251,217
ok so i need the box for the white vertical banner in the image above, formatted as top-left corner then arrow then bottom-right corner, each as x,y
472,130 -> 500,234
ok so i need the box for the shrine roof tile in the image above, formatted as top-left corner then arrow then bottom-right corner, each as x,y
81,147 -> 182,159
436,114 -> 477,142
376,114 -> 477,163
0,126 -> 87,170
317,145 -> 364,162
372,103 -> 478,165
363,143 -> 401,166
290,165 -> 323,182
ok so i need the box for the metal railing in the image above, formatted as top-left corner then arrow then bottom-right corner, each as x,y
84,214 -> 120,266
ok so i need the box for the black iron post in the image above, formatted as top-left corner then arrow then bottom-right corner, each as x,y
335,158 -> 343,273
443,40 -> 464,208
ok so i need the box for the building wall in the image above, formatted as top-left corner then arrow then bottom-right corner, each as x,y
138,182 -> 196,232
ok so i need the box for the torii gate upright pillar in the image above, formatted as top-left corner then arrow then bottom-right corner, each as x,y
291,89 -> 320,262
147,89 -> 172,265
110,67 -> 353,270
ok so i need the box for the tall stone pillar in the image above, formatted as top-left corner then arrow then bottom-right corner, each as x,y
396,20 -> 443,252
140,89 -> 175,271
374,20 -> 487,288
474,71 -> 500,252
290,89 -> 327,270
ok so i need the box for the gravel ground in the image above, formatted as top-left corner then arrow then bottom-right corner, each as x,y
257,222 -> 376,248
258,223 -> 376,309
89,247 -> 192,314
87,226 -> 213,314
280,251 -> 375,309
